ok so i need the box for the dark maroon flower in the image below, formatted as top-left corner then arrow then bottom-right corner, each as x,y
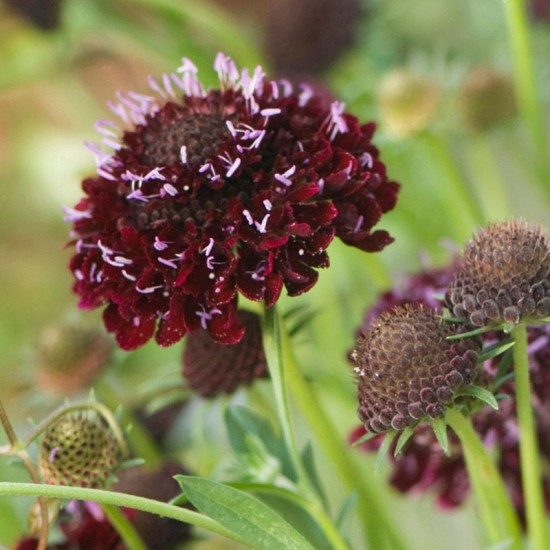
67,53 -> 399,350
351,263 -> 550,523
183,309 -> 268,397
530,0 -> 550,21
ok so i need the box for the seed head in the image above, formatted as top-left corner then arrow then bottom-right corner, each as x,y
36,320 -> 112,395
353,303 -> 482,433
446,219 -> 550,328
458,67 -> 516,132
38,411 -> 122,488
183,309 -> 267,397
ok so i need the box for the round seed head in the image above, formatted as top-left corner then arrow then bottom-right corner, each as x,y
183,310 -> 268,397
38,411 -> 122,488
446,219 -> 550,328
353,303 -> 482,433
377,69 -> 440,138
458,67 -> 517,132
36,320 -> 112,395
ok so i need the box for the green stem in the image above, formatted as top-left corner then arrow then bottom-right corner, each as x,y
466,135 -> 509,222
262,307 -> 352,550
94,380 -> 164,466
512,323 -> 549,550
101,503 -> 147,550
265,307 -> 406,550
0,482 -> 249,546
445,408 -> 522,549
504,0 -> 550,186
422,133 -> 482,241
0,401 -> 49,550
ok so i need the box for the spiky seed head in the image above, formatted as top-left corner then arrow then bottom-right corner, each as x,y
38,411 -> 121,488
446,219 -> 550,328
353,303 -> 482,433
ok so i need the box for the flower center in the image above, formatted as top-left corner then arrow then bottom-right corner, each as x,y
141,109 -> 229,167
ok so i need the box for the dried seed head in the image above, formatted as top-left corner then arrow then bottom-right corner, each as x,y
353,303 -> 481,433
446,219 -> 550,328
36,320 -> 112,395
458,67 -> 517,132
183,310 -> 268,397
38,411 -> 122,488
377,69 -> 440,138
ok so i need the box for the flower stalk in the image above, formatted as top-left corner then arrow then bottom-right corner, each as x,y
511,323 -> 549,550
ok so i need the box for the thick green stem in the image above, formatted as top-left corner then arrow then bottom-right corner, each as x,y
445,408 -> 522,549
262,307 -> 351,550
504,0 -> 550,186
264,306 -> 406,550
512,323 -> 549,550
101,504 -> 147,550
0,482 -> 248,546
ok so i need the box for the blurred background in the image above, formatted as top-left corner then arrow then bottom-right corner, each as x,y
1,0 -> 550,548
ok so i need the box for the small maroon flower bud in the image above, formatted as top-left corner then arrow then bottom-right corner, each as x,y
67,52 -> 399,351
458,67 -> 517,132
183,310 -> 268,397
36,319 -> 113,395
114,461 -> 193,550
38,410 -> 122,488
446,219 -> 550,328
352,303 -> 482,433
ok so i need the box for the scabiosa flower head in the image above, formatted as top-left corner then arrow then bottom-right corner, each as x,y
458,67 -> 517,132
67,53 -> 399,350
36,319 -> 113,395
183,309 -> 267,397
353,303 -> 481,433
446,219 -> 550,328
38,410 -> 122,488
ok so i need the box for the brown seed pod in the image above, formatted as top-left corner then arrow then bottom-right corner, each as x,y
352,303 -> 482,433
446,219 -> 550,328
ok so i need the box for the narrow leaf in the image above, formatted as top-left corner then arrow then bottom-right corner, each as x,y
176,476 -> 315,550
432,418 -> 449,455
394,426 -> 414,456
351,429 -> 379,447
456,386 -> 499,410
479,340 -> 515,362
375,432 -> 396,473
446,325 -> 495,340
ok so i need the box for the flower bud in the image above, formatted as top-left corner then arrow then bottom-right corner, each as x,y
458,67 -> 516,132
183,310 -> 268,397
446,219 -> 550,328
377,69 -> 440,138
353,304 -> 482,433
38,410 -> 122,488
36,320 -> 112,395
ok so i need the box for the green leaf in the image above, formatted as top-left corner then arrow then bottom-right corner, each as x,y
446,325 -> 496,340
334,493 -> 358,530
394,426 -> 415,456
176,476 -> 315,550
300,444 -> 327,508
374,432 -> 396,473
432,418 -> 449,455
351,430 -> 379,447
479,340 -> 515,362
456,386 -> 499,410
224,405 -> 295,481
